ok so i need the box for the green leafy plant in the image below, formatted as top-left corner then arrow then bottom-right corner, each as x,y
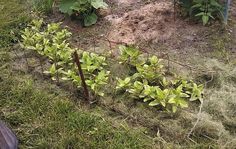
127,81 -> 144,98
134,56 -> 164,83
80,51 -> 107,73
86,70 -> 110,96
178,0 -> 223,25
119,45 -> 143,66
168,85 -> 189,113
191,0 -> 223,25
116,77 -> 132,90
59,0 -> 108,26
21,19 -> 109,97
116,46 -> 204,113
62,69 -> 82,87
44,64 -> 63,81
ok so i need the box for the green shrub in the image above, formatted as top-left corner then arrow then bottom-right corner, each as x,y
116,46 -> 204,113
59,0 -> 108,26
21,19 -> 110,97
178,0 -> 223,25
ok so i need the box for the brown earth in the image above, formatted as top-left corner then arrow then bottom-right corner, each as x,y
55,0 -> 233,57
106,1 -> 176,44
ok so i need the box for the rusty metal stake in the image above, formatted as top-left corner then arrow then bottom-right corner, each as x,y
73,51 -> 90,102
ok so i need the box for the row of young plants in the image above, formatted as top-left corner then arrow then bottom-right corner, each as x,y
21,19 -> 109,97
21,20 -> 203,113
116,46 -> 204,113
178,0 -> 224,25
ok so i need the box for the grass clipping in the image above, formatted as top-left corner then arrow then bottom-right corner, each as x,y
195,59 -> 236,148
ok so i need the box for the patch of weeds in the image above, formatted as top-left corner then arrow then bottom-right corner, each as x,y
209,32 -> 232,62
32,0 -> 54,14
0,0 -> 31,48
191,58 -> 236,148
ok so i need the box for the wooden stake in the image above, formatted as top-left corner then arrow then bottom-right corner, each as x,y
73,51 -> 90,102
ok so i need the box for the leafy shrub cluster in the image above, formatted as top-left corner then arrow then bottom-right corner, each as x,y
59,0 -> 108,26
21,19 -> 110,96
116,46 -> 203,113
178,0 -> 224,25
21,20 -> 203,112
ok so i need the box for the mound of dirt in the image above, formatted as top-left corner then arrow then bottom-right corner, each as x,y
106,2 -> 176,44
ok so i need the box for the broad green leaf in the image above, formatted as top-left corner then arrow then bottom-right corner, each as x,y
191,3 -> 202,9
124,77 -> 131,84
180,93 -> 190,98
179,100 -> 188,108
59,0 -> 76,15
149,55 -> 158,64
168,97 -> 176,104
84,13 -> 98,26
172,106 -> 177,113
161,77 -> 168,87
91,0 -> 108,9
143,97 -> 152,102
99,92 -> 104,96
160,101 -> 166,107
202,15 -> 209,25
195,12 -> 205,17
149,100 -> 160,106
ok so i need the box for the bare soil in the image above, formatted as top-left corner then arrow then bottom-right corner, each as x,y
49,0 -> 235,59
106,1 -> 176,44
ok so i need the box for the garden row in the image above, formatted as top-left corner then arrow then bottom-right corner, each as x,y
21,20 -> 204,113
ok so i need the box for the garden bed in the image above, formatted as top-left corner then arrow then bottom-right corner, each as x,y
1,0 -> 236,148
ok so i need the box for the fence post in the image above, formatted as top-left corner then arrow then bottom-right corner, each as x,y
224,0 -> 231,24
